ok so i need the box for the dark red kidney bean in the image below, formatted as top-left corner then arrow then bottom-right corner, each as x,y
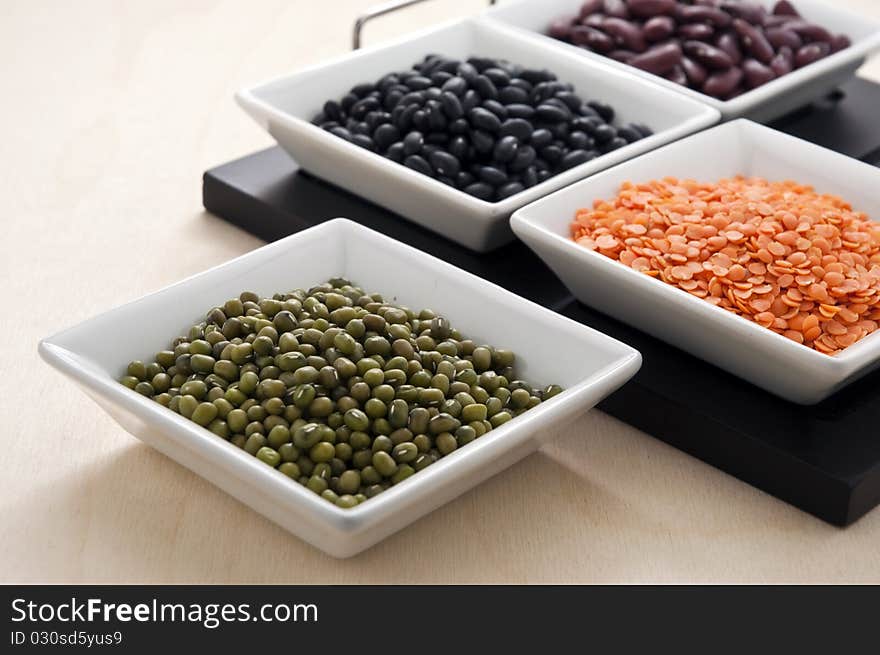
627,0 -> 676,18
795,42 -> 831,68
770,46 -> 794,76
742,58 -> 776,88
571,25 -> 615,52
608,49 -> 637,63
763,15 -> 789,28
579,0 -> 603,18
720,1 -> 766,25
603,17 -> 647,52
765,27 -> 802,51
773,0 -> 800,17
664,65 -> 688,86
785,21 -> 833,44
548,19 -> 573,41
679,23 -> 715,41
715,31 -> 743,64
603,0 -> 629,19
733,19 -> 774,64
676,5 -> 731,28
643,16 -> 675,42
629,42 -> 683,75
683,40 -> 733,69
681,56 -> 708,87
583,14 -> 606,29
703,66 -> 744,97
830,35 -> 852,53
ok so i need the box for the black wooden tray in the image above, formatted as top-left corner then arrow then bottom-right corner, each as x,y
204,76 -> 880,527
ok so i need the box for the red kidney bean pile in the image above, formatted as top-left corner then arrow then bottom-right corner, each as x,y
548,0 -> 852,100
313,55 -> 653,202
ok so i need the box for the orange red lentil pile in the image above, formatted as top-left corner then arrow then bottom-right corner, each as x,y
570,176 -> 880,354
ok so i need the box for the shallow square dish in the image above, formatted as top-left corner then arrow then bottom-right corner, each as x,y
484,0 -> 880,122
511,119 -> 880,405
235,18 -> 718,252
39,219 -> 641,557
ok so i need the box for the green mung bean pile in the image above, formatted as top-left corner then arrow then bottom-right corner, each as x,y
120,278 -> 562,508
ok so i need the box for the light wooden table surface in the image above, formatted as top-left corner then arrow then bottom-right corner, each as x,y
3,0 -> 880,584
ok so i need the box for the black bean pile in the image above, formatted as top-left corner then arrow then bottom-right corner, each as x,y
313,55 -> 653,202
548,0 -> 852,100
120,279 -> 563,509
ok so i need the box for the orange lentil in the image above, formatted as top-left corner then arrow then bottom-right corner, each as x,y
570,176 -> 880,355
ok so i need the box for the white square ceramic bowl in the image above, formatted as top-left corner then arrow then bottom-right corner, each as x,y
235,18 -> 719,253
511,119 -> 880,405
484,0 -> 880,122
38,219 -> 641,557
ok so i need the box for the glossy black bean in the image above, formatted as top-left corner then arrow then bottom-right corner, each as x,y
493,136 -> 519,163
399,91 -> 424,107
430,71 -> 452,86
383,90 -> 403,111
498,85 -> 529,105
351,97 -> 380,120
468,107 -> 501,132
456,171 -> 475,188
373,124 -> 399,150
592,123 -> 616,144
587,100 -> 614,122
482,67 -> 510,87
519,68 -> 555,84
473,75 -> 498,100
521,166 -> 538,187
476,166 -> 508,186
404,154 -> 432,176
461,89 -> 480,113
471,129 -> 495,154
404,75 -> 432,90
534,104 -> 567,123
340,93 -> 358,112
540,144 -> 563,163
427,107 -> 446,131
323,100 -> 344,121
437,91 -> 462,120
411,110 -> 429,132
429,150 -> 460,178
508,145 -> 536,172
530,128 -> 553,149
386,141 -> 404,162
559,149 -> 589,170
506,103 -> 535,119
448,118 -> 469,135
457,62 -> 478,82
328,126 -> 352,141
497,181 -> 524,199
351,134 -> 375,151
616,125 -> 642,143
463,182 -> 494,200
600,137 -> 627,152
467,57 -> 495,72
483,100 -> 507,120
500,118 -> 533,141
425,132 -> 448,145
403,131 -> 423,156
567,131 -> 593,150
351,82 -> 376,97
448,135 -> 468,159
